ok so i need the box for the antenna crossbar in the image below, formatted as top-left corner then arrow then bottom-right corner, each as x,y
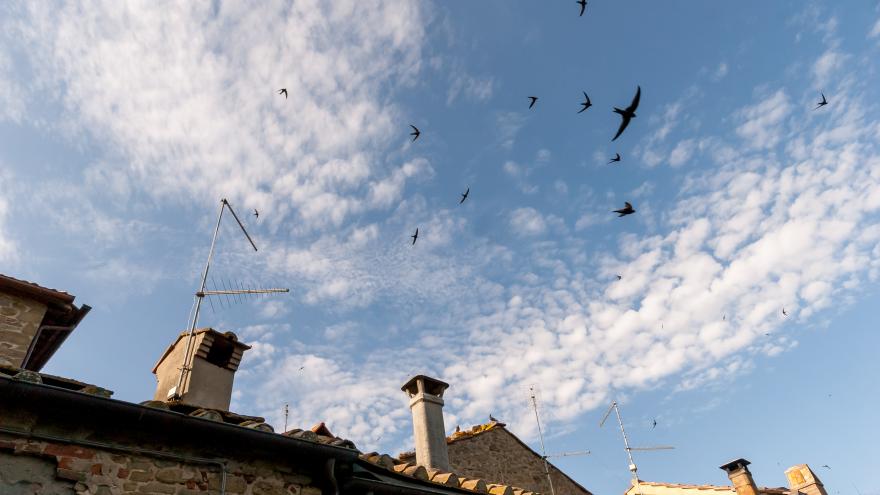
545,450 -> 592,458
197,288 -> 290,296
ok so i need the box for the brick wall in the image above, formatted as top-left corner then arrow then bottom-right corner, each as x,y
0,293 -> 47,367
445,429 -> 590,495
0,433 -> 322,495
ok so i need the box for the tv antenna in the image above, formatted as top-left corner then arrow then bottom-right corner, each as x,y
283,403 -> 289,433
599,401 -> 674,493
528,386 -> 592,495
170,198 -> 289,401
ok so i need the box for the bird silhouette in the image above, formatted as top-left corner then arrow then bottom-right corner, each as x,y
652,419 -> 657,429
579,92 -> 592,113
614,202 -> 635,217
253,209 -> 259,219
411,228 -> 419,245
815,93 -> 828,109
616,275 -> 622,280
409,124 -> 421,142
723,314 -> 726,321
489,413 -> 498,422
528,96 -> 538,109
278,88 -> 287,99
608,153 -> 621,164
782,307 -> 788,316
299,366 -> 304,371
612,85 -> 641,141
821,465 -> 831,470
455,425 -> 461,433
577,0 -> 587,16
460,187 -> 469,204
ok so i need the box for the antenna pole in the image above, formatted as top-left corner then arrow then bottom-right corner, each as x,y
530,387 -> 557,495
284,403 -> 289,433
613,402 -> 639,480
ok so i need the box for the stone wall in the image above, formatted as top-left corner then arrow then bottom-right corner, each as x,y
0,293 -> 47,368
0,433 -> 321,495
445,429 -> 591,495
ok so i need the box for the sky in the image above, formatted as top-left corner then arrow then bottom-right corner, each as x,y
1,1 -> 880,494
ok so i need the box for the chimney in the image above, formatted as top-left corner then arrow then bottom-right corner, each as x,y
720,458 -> 759,495
785,465 -> 827,495
402,375 -> 450,471
152,328 -> 250,410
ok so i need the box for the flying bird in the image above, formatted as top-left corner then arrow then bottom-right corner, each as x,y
782,307 -> 788,316
821,465 -> 831,470
253,209 -> 259,219
612,85 -> 641,141
616,275 -> 622,280
578,92 -> 592,113
460,187 -> 470,204
815,93 -> 828,109
652,419 -> 657,429
278,88 -> 287,99
608,153 -> 621,164
528,96 -> 538,109
577,0 -> 587,16
409,124 -> 421,142
411,228 -> 419,245
299,366 -> 304,371
614,201 -> 635,217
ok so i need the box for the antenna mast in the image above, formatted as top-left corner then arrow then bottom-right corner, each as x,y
529,386 -> 557,495
600,401 -> 674,494
170,198 -> 289,401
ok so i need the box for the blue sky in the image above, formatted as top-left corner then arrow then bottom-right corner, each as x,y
2,1 -> 880,494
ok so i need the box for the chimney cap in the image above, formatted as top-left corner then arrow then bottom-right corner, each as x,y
720,458 -> 752,473
401,375 -> 449,395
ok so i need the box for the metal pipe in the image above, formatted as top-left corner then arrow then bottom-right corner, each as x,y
0,425 -> 227,495
530,390 -> 556,495
173,199 -> 226,400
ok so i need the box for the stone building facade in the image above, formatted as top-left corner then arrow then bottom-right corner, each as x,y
401,422 -> 592,495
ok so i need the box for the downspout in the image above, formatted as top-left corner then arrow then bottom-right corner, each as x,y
0,425 -> 227,495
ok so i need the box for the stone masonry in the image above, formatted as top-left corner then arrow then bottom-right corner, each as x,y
0,293 -> 48,368
444,427 -> 590,495
0,433 -> 320,495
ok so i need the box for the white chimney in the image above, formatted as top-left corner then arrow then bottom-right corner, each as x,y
402,375 -> 450,471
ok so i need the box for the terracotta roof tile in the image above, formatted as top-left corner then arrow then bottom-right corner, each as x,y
460,479 -> 489,493
635,482 -> 787,495
427,469 -> 460,487
488,484 -> 514,495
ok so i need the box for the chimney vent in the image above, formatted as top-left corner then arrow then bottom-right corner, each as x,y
402,375 -> 450,471
720,458 -> 759,495
785,465 -> 827,495
153,328 -> 250,410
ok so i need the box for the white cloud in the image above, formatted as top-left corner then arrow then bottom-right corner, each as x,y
509,207 -> 547,236
668,139 -> 696,167
812,49 -> 847,87
496,111 -> 527,149
713,62 -> 729,81
735,89 -> 791,149
447,71 -> 494,105
871,18 -> 880,38
0,173 -> 18,265
243,55 -> 880,444
4,1 -> 428,232
0,51 -> 25,123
